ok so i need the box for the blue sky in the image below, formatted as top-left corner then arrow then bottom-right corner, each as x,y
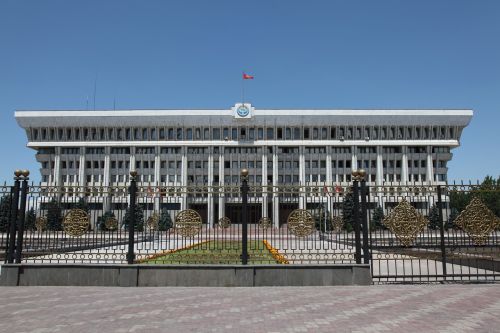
0,0 -> 499,182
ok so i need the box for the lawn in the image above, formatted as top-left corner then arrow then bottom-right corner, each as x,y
142,240 -> 281,264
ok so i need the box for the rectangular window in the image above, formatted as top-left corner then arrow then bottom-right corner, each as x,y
266,128 -> 274,140
213,128 -> 220,140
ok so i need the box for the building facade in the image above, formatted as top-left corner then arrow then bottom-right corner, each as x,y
15,103 -> 473,226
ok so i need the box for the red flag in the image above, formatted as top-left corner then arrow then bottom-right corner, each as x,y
242,73 -> 254,79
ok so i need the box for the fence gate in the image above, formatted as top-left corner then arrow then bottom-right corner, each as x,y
367,184 -> 500,283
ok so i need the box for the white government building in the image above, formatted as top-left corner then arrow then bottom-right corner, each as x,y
15,103 -> 473,226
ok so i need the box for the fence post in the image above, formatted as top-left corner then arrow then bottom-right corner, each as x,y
437,185 -> 447,279
15,170 -> 30,263
352,171 -> 362,264
240,169 -> 249,265
7,170 -> 22,263
127,171 -> 138,264
360,176 -> 370,265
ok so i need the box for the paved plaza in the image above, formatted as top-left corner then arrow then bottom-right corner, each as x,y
0,285 -> 499,332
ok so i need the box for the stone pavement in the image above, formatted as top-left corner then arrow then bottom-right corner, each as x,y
0,285 -> 499,333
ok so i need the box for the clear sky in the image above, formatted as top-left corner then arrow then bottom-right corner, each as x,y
0,0 -> 499,183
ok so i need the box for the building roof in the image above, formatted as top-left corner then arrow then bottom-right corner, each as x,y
15,105 -> 473,127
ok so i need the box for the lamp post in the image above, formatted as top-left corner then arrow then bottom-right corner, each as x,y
6,170 -> 22,263
15,170 -> 30,263
352,169 -> 369,264
240,168 -> 249,265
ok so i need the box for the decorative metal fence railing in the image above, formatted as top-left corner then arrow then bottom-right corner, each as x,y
1,170 -> 499,284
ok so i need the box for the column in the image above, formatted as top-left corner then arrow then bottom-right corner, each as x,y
207,147 -> 214,227
351,145 -> 358,171
218,146 -> 225,220
154,146 -> 161,213
298,146 -> 306,210
261,152 -> 268,219
53,147 -> 62,186
325,146 -> 332,214
154,146 -> 161,185
78,147 -> 86,187
103,147 -> 111,212
401,146 -> 408,184
375,146 -> 385,213
129,146 -> 136,174
103,147 -> 111,186
181,146 -> 188,210
376,146 -> 383,186
326,146 -> 332,184
426,145 -> 434,184
272,146 -> 279,228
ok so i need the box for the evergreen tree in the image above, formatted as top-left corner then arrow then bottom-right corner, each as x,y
342,190 -> 355,232
446,208 -> 459,230
46,199 -> 63,231
73,197 -> 89,213
24,208 -> 36,231
371,206 -> 385,230
0,195 -> 11,232
123,204 -> 144,231
97,211 -> 116,231
428,204 -> 441,230
314,203 -> 332,233
158,208 -> 173,231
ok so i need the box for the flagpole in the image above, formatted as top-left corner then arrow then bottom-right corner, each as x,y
241,72 -> 245,105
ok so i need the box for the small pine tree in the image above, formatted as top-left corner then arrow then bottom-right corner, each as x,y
371,206 -> 385,230
46,199 -> 63,231
428,205 -> 441,230
158,209 -> 173,231
0,195 -> 12,232
73,197 -> 89,213
342,191 -> 355,232
97,211 -> 116,231
24,208 -> 36,231
123,204 -> 144,231
446,208 -> 459,230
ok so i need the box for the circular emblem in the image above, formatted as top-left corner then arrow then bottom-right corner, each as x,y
287,209 -> 314,237
330,216 -> 344,233
35,216 -> 47,232
237,106 -> 249,117
63,209 -> 90,237
218,217 -> 231,229
259,217 -> 272,229
175,209 -> 202,237
104,216 -> 118,230
146,213 -> 160,230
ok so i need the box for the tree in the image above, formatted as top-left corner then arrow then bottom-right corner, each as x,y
342,190 -> 355,232
0,195 -> 11,232
97,211 -> 116,231
24,208 -> 36,231
371,206 -> 385,230
158,209 -> 173,231
314,203 -> 332,233
123,204 -> 144,231
46,199 -> 63,231
428,204 -> 441,230
73,197 -> 89,213
446,208 -> 459,230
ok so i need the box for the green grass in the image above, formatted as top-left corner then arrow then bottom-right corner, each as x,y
142,240 -> 279,264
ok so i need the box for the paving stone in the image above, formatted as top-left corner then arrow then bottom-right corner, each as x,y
0,285 -> 498,332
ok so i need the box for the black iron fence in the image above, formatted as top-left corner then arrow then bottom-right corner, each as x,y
1,170 -> 499,284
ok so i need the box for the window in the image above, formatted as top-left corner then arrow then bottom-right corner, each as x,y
213,128 -> 220,140
266,127 -> 274,140
277,128 -> 283,139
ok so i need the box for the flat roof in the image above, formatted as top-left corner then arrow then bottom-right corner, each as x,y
15,108 -> 474,127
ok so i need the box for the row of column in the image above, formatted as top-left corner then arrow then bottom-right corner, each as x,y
49,145 -> 438,227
